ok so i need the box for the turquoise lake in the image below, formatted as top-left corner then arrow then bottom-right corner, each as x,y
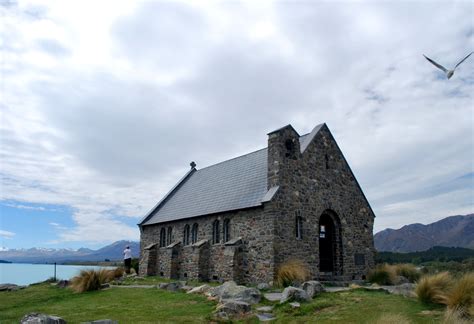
0,263 -> 115,286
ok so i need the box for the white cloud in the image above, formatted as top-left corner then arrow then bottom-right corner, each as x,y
0,230 -> 16,239
0,1 -> 473,245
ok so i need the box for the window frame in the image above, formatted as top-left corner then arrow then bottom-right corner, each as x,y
223,219 -> 230,243
191,223 -> 198,244
212,220 -> 220,244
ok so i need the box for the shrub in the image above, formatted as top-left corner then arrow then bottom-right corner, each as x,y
394,264 -> 420,283
444,273 -> 474,317
276,259 -> 310,287
112,267 -> 124,279
415,272 -> 453,304
368,264 -> 396,285
70,268 -> 117,293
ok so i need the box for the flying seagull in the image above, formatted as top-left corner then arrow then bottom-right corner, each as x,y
423,52 -> 473,79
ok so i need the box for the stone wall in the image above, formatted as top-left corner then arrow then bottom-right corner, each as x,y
268,124 -> 375,281
140,206 -> 276,285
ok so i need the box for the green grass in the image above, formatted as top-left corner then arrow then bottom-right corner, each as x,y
267,289 -> 444,324
0,283 -> 215,323
1,282 -> 446,323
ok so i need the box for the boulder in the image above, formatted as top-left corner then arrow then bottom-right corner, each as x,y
280,286 -> 310,304
387,283 -> 416,297
395,276 -> 410,285
0,283 -> 26,291
56,280 -> 69,288
158,283 -> 169,289
20,313 -> 66,324
210,281 -> 261,304
215,300 -> 251,317
187,284 -> 212,295
257,283 -> 270,290
289,302 -> 301,308
301,280 -> 325,298
165,282 -> 184,292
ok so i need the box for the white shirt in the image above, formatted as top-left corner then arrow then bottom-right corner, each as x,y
123,248 -> 132,259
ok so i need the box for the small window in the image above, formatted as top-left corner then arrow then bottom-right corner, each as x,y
191,223 -> 198,244
325,154 -> 329,169
296,214 -> 303,239
183,224 -> 190,246
167,226 -> 173,245
223,219 -> 230,243
160,228 -> 166,247
212,220 -> 220,244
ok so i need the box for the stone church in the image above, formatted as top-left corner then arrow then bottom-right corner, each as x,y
138,123 -> 375,284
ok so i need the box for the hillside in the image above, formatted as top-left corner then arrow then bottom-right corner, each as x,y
374,214 -> 474,252
0,240 -> 140,263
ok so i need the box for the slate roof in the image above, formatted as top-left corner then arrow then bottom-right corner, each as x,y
140,124 -> 324,226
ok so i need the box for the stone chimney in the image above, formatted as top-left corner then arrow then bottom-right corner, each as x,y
267,124 -> 300,189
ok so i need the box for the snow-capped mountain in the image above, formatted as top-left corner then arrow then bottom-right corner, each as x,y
0,240 -> 139,263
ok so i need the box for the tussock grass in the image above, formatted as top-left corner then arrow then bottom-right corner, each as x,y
373,313 -> 412,324
442,307 -> 472,324
415,272 -> 453,304
394,264 -> 420,283
70,268 -> 120,293
444,273 -> 474,317
276,259 -> 310,287
368,264 -> 396,285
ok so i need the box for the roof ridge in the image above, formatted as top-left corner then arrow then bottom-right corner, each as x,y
196,147 -> 267,172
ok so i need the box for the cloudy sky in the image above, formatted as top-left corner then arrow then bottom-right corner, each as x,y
1,0 -> 473,250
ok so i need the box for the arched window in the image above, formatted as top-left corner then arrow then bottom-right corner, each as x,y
183,225 -> 190,246
223,219 -> 230,243
160,228 -> 166,247
212,220 -> 220,244
295,213 -> 303,239
167,226 -> 173,245
191,223 -> 198,244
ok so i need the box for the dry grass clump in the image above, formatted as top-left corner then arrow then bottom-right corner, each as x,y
394,264 -> 420,283
276,259 -> 310,287
442,307 -> 472,324
368,263 -> 421,286
373,313 -> 412,324
368,264 -> 396,285
415,272 -> 453,304
444,273 -> 474,317
70,268 -> 120,293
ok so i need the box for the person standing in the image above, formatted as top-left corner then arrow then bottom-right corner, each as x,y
123,245 -> 132,274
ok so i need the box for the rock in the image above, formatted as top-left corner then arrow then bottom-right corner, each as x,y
56,280 -> 69,288
165,282 -> 184,292
257,283 -> 270,290
210,281 -> 261,304
20,313 -> 66,323
395,276 -> 410,285
256,306 -> 274,312
289,301 -> 301,308
264,292 -> 282,301
257,313 -> 276,321
81,320 -> 118,324
280,286 -> 310,304
215,300 -> 251,317
0,283 -> 26,291
187,284 -> 212,295
180,285 -> 193,292
158,283 -> 169,289
387,283 -> 416,297
301,280 -> 325,298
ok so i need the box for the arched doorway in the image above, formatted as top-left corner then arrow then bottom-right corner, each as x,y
318,210 -> 343,275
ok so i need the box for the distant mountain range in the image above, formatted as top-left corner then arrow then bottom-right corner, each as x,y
375,214 -> 474,252
0,240 -> 140,263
